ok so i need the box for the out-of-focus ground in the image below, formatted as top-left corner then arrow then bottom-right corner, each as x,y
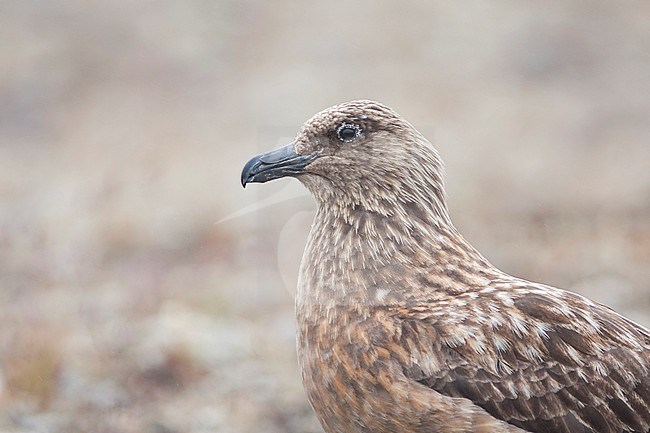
0,1 -> 649,432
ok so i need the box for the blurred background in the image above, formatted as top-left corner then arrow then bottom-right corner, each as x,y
0,1 -> 648,432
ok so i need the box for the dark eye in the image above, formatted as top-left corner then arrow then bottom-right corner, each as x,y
336,123 -> 362,142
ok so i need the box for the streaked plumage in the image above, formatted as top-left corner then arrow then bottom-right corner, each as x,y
241,100 -> 650,433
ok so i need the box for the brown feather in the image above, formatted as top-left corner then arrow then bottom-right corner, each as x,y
244,100 -> 650,433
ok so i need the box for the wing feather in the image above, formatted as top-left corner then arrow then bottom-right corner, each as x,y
394,286 -> 650,433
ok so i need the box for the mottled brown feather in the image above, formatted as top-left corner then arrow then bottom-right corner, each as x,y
246,100 -> 650,433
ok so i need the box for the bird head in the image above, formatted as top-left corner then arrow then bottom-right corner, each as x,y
242,100 -> 448,220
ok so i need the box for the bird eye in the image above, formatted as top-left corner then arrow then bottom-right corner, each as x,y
336,123 -> 362,143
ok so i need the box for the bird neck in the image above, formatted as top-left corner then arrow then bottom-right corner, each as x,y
297,199 -> 498,312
